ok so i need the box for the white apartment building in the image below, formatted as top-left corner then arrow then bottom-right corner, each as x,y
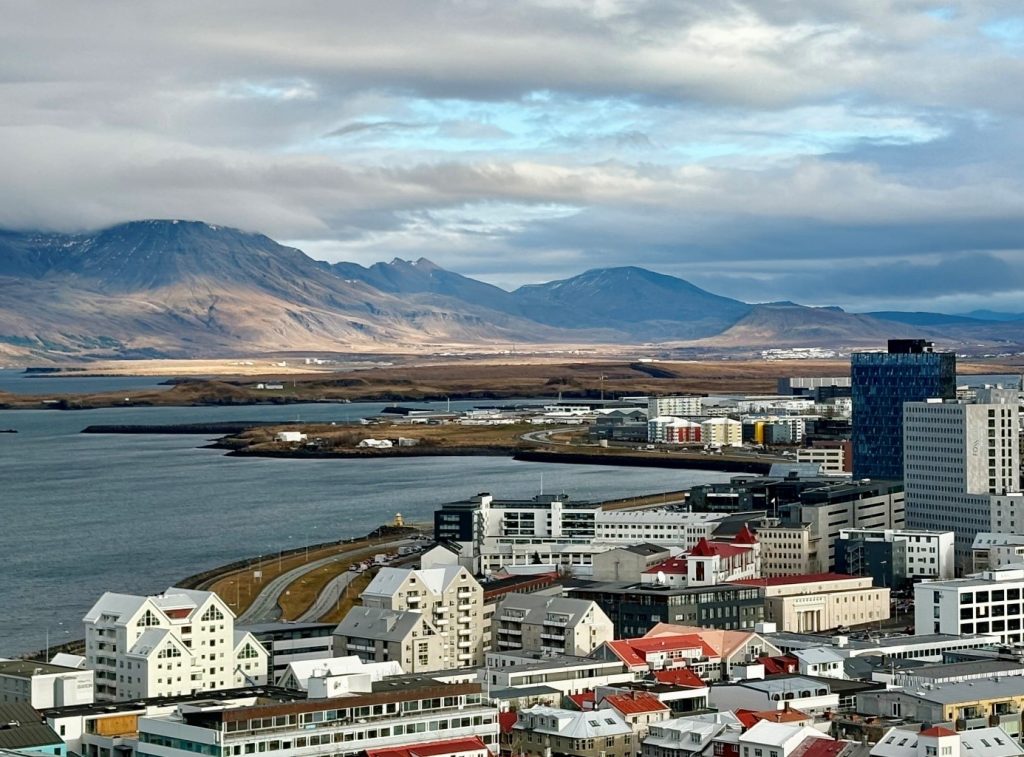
648,395 -> 703,418
838,528 -> 955,582
0,660 -> 94,708
972,533 -> 1024,571
903,387 -> 1022,561
915,565 -> 1024,644
701,418 -> 743,447
434,493 -> 741,575
359,567 -> 485,668
134,679 -> 499,757
492,594 -> 614,656
83,587 -> 268,701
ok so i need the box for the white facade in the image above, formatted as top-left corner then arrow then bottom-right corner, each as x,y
360,566 -> 485,668
915,565 -> 1024,644
648,395 -> 702,418
904,388 -> 1021,560
0,661 -> 94,708
839,528 -> 955,581
83,587 -> 268,701
972,533 -> 1024,571
739,721 -> 833,757
701,418 -> 743,447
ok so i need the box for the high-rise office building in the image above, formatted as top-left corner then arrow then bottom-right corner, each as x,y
851,339 -> 956,480
904,387 -> 1021,562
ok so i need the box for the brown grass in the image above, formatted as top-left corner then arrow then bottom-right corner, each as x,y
209,540 -> 374,615
277,548 -> 391,619
316,571 -> 375,624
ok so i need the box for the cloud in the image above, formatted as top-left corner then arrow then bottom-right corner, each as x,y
0,1 -> 1023,310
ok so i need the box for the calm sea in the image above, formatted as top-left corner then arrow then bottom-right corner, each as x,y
0,395 -> 733,657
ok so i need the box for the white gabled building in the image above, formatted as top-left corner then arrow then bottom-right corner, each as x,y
83,587 -> 268,701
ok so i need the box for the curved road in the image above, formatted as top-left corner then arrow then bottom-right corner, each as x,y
236,539 -> 415,624
296,552 -> 422,622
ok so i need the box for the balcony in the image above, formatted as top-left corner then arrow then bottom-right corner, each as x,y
458,640 -> 472,648
540,633 -> 566,641
434,618 -> 449,626
458,628 -> 472,636
458,603 -> 474,611
497,628 -> 522,636
457,652 -> 473,660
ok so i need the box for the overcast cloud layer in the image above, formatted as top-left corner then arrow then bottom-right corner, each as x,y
2,0 -> 1024,311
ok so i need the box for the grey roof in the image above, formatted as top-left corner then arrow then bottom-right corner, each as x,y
767,631 -> 995,651
903,659 -> 1024,680
489,685 -> 562,699
362,566 -> 466,599
0,660 -> 83,678
237,622 -> 334,635
619,543 -> 670,556
0,704 -> 62,750
334,607 -> 426,642
792,647 -> 845,665
515,705 -> 631,738
869,676 -> 1024,704
496,593 -> 599,627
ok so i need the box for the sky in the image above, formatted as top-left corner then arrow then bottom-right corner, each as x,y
2,1 -> 1024,312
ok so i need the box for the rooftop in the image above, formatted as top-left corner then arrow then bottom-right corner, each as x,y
602,691 -> 669,716
363,735 -> 491,757
42,686 -> 305,719
731,573 -> 859,587
0,660 -> 85,678
867,675 -> 1024,704
0,704 -> 63,751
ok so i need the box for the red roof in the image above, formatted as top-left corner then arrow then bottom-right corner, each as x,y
737,708 -> 810,725
606,634 -> 718,667
364,736 -> 492,757
644,557 -> 688,575
734,523 -> 759,544
498,711 -> 518,734
920,726 -> 959,738
567,691 -> 596,710
731,572 -> 856,587
790,738 -> 845,757
759,655 -> 799,675
653,668 -> 706,688
735,710 -> 760,729
165,608 -> 192,619
689,538 -> 751,559
603,691 -> 670,716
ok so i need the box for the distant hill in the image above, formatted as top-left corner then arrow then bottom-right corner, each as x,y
866,311 -> 988,327
510,266 -> 752,339
957,309 -> 1024,322
2,219 -> 1023,360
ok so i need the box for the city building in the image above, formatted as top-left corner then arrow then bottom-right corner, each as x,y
971,533 -> 1024,571
275,656 -> 401,695
712,678 -> 845,717
796,441 -> 851,475
592,545 -> 672,583
512,705 -> 633,757
133,675 -> 499,757
649,395 -> 703,418
567,582 -> 765,638
765,631 -> 999,663
433,493 -> 745,575
779,481 -> 906,569
903,387 -> 1021,560
0,661 -> 93,709
914,565 -> 1024,644
0,703 -> 65,757
871,726 -> 1024,757
754,520 -> 819,577
835,529 -> 955,589
851,339 -> 957,480
236,622 -> 334,685
484,652 -> 633,696
701,418 -> 743,448
491,593 -> 614,656
649,417 -> 703,444
730,574 -> 890,634
599,690 -> 671,743
856,676 -> 1024,738
779,377 -> 852,397
82,587 -> 268,701
641,528 -> 761,589
333,607 -> 440,672
356,566 -> 485,669
641,712 -> 744,757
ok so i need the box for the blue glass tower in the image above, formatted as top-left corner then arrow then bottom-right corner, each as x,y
851,339 -> 956,480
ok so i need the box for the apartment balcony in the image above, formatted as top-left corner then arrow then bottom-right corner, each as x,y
458,640 -> 472,649
457,652 -> 473,661
434,618 -> 449,626
458,603 -> 474,611
497,628 -> 522,636
458,628 -> 472,636
540,633 -> 566,641
497,639 -> 520,648
543,617 -> 570,627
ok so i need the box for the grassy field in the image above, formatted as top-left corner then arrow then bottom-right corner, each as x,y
318,572 -> 374,624
2,357 -> 1015,410
208,539 -> 376,615
277,549 -> 391,619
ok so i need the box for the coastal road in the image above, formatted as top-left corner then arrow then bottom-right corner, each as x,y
236,539 -> 416,624
520,429 -> 573,445
296,552 -> 422,622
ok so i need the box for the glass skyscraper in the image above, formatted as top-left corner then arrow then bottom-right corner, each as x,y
851,339 -> 956,480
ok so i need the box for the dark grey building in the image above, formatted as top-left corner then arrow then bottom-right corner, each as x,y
851,339 -> 956,480
237,622 -> 335,684
566,581 -> 764,638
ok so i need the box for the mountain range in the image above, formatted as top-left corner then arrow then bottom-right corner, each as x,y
0,219 -> 1021,361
